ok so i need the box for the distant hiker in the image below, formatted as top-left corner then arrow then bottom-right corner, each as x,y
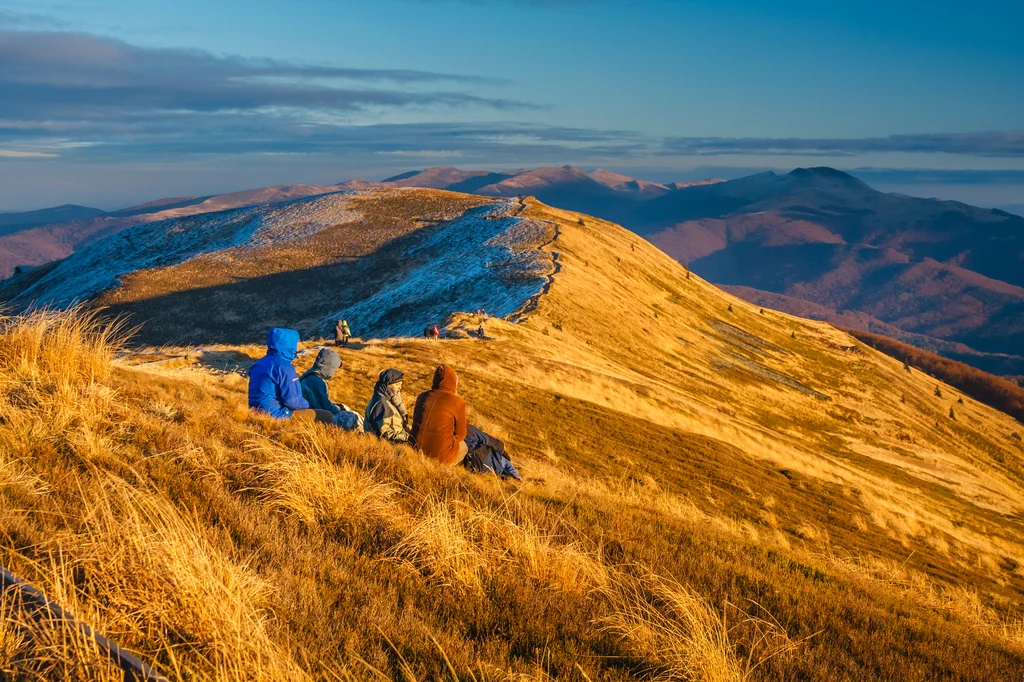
423,325 -> 432,339
299,347 -> 363,431
426,324 -> 440,340
477,325 -> 485,338
248,328 -> 332,424
462,424 -> 521,480
364,368 -> 410,442
335,319 -> 351,347
411,365 -> 468,464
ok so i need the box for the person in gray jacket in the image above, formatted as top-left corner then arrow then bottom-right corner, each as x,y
299,348 -> 362,431
364,368 -> 410,442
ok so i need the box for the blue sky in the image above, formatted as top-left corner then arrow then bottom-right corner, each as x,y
1,0 -> 1022,211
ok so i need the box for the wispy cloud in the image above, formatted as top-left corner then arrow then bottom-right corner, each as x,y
0,8 -> 69,28
42,119 -> 645,162
660,132 -> 1024,157
0,149 -> 57,158
0,28 -> 530,149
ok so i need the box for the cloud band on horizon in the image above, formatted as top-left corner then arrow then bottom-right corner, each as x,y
660,132 -> 1024,158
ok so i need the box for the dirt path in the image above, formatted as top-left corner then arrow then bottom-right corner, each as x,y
507,198 -> 562,323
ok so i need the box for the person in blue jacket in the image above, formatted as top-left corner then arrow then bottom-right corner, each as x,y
248,328 -> 332,423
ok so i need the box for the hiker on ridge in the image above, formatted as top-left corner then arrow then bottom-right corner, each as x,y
411,365 -> 468,464
335,319 -> 351,347
248,328 -> 332,424
299,348 -> 363,431
364,368 -> 410,442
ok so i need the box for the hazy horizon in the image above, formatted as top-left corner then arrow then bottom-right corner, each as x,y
2,164 -> 1021,217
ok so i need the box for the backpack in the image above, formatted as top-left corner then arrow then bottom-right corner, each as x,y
462,441 -> 521,480
334,409 -> 363,432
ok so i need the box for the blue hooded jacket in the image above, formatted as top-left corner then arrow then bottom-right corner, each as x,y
248,328 -> 309,418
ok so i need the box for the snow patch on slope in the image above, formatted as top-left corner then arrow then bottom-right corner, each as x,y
16,192 -> 360,307
328,200 -> 554,337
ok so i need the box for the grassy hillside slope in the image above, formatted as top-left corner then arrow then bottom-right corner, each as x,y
2,194 -> 1023,681
842,327 -> 1024,423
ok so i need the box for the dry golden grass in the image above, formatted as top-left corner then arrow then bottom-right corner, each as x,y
2,192 -> 1024,679
246,435 -> 397,534
604,572 -> 743,682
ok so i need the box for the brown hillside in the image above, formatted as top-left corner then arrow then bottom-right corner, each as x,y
2,192 -> 1024,680
721,284 -> 1024,377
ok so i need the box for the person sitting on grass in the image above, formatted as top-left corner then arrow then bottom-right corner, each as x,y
411,365 -> 468,464
409,365 -> 521,479
299,347 -> 363,431
248,328 -> 332,424
364,368 -> 410,442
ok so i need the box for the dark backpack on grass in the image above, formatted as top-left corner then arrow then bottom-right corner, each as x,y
462,429 -> 521,480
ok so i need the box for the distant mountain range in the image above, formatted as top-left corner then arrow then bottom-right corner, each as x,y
3,165 -> 1022,373
347,165 -> 724,208
0,204 -> 106,235
630,168 -> 1024,365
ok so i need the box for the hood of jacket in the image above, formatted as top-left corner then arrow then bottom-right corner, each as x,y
377,368 -> 404,387
266,328 -> 300,361
306,347 -> 342,380
431,365 -> 458,393
374,368 -> 405,402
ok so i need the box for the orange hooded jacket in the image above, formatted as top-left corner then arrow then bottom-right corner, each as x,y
411,365 -> 467,465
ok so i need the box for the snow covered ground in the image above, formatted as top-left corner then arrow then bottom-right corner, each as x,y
11,191 -> 556,339
326,200 -> 554,338
14,192 -> 360,308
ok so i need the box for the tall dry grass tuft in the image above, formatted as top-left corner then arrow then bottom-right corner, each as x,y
603,572 -> 744,682
0,306 -> 126,389
246,436 -> 397,534
0,307 -> 127,464
32,477 -> 308,681
0,585 -> 133,682
388,495 -> 608,598
468,501 -> 608,595
0,594 -> 26,676
389,500 -> 487,594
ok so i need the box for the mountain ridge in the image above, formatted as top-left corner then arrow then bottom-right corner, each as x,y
3,165 -> 1021,373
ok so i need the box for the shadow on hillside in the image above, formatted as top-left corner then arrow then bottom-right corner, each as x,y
196,350 -> 254,375
104,217 -> 450,347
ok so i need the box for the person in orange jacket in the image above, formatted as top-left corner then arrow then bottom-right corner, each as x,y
410,365 -> 468,464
